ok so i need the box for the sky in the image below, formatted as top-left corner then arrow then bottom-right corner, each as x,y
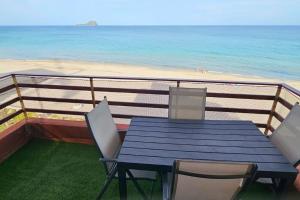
0,0 -> 300,25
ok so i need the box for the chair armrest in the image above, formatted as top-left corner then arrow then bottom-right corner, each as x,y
99,158 -> 118,163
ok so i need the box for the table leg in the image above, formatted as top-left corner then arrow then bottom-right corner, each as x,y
162,171 -> 171,200
118,165 -> 127,200
276,178 -> 292,200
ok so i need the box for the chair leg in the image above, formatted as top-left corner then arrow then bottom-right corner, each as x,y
126,169 -> 149,200
96,170 -> 117,200
150,180 -> 155,200
159,171 -> 163,192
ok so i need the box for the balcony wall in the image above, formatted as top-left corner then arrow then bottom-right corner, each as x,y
0,118 -> 128,163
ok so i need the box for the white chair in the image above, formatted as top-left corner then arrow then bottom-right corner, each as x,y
169,160 -> 257,200
85,97 -> 157,200
270,103 -> 300,166
168,87 -> 207,120
164,87 -> 208,198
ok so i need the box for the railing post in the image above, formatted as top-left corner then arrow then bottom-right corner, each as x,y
90,77 -> 96,108
265,85 -> 282,135
177,80 -> 180,87
12,74 -> 28,119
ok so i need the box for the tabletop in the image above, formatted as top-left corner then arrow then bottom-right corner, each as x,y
118,117 -> 297,178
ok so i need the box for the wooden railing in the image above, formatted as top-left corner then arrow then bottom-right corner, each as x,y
1,73 -> 299,134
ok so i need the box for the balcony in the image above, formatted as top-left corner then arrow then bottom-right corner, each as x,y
1,73 -> 300,199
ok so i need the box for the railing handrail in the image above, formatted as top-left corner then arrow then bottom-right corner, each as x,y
4,72 -> 299,97
8,73 -> 282,86
281,83 -> 300,98
0,73 -> 12,80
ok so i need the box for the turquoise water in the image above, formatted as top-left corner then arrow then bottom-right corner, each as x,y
0,26 -> 299,80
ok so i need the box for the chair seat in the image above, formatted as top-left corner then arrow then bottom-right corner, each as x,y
115,169 -> 157,180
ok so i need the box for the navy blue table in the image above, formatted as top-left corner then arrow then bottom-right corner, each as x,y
117,117 -> 297,200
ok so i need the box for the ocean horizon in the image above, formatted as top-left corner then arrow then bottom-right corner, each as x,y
0,26 -> 299,80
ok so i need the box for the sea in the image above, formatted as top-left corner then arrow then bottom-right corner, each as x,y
0,26 -> 299,80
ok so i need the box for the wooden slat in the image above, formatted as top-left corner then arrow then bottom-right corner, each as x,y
26,108 -> 85,116
0,84 -> 15,94
107,101 -> 168,108
256,123 -> 267,128
22,96 -> 168,108
23,96 -> 93,104
127,130 -> 268,141
206,107 -> 270,114
129,127 -> 261,136
24,108 -> 148,118
0,97 -> 19,109
130,121 -> 258,130
278,97 -> 293,110
123,141 -> 281,155
111,114 -> 144,119
273,112 -> 284,122
269,126 -> 275,132
131,118 -> 255,125
134,117 -> 266,129
207,93 -> 275,100
18,83 -> 91,91
121,147 -> 287,163
133,120 -> 258,129
94,87 -> 169,95
124,134 -> 272,148
0,110 -> 23,124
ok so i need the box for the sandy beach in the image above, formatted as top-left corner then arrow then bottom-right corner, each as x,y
1,59 -> 300,89
0,59 -> 299,130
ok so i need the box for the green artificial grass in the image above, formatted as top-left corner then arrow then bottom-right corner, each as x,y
239,183 -> 275,200
0,139 -> 161,200
0,139 -> 278,200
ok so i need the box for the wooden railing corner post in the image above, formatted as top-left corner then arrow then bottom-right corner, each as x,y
265,85 -> 282,135
12,74 -> 28,120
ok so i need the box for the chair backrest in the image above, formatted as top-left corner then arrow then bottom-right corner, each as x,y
170,160 -> 257,200
270,103 -> 300,166
168,87 -> 207,120
85,97 -> 121,173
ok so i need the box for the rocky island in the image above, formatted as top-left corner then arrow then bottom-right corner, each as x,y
76,20 -> 98,26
